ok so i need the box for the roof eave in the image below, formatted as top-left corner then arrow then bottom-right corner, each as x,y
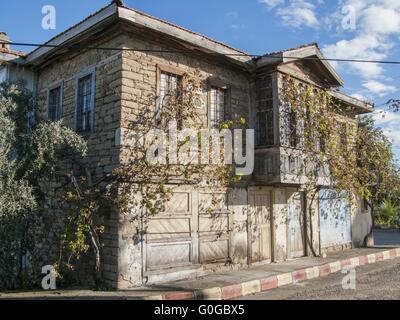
0,51 -> 25,64
329,90 -> 374,114
256,46 -> 344,87
117,6 -> 253,66
24,3 -> 253,68
25,4 -> 119,65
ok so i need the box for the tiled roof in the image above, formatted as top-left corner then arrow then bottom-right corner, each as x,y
0,47 -> 27,58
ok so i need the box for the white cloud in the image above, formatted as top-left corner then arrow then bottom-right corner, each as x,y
259,0 -> 400,99
323,35 -> 391,78
276,0 -> 319,29
322,0 -> 400,84
383,128 -> 400,150
372,110 -> 400,126
362,80 -> 396,97
259,0 -> 285,9
372,110 -> 400,153
362,6 -> 400,34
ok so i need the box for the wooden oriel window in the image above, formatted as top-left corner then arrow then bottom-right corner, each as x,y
255,75 -> 274,146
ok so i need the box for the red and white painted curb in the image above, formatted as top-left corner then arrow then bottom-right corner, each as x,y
143,248 -> 400,300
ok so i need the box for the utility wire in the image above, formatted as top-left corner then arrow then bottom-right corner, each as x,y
3,41 -> 400,65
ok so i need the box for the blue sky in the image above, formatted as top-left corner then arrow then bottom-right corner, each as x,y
1,0 -> 399,161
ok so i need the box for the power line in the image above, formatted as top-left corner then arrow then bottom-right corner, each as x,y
3,41 -> 400,65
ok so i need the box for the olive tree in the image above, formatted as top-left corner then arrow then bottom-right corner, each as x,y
0,82 -> 87,289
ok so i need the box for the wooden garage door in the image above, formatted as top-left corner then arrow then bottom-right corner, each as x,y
198,192 -> 232,264
145,191 -> 196,272
144,189 -> 231,274
249,191 -> 272,263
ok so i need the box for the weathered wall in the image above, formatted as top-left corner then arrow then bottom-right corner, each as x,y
0,63 -> 35,90
35,34 -> 125,287
273,189 -> 288,261
117,32 -> 251,288
229,188 -> 249,266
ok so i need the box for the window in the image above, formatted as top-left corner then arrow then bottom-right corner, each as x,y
339,123 -> 348,151
157,71 -> 182,126
255,75 -> 274,146
287,107 -> 298,147
76,74 -> 94,132
210,87 -> 227,128
282,83 -> 302,148
48,86 -> 62,121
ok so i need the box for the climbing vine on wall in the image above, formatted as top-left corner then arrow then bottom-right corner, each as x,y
280,75 -> 399,248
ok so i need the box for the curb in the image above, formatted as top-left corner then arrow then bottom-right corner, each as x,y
143,248 -> 400,300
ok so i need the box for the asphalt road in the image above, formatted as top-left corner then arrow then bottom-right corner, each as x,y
238,257 -> 400,300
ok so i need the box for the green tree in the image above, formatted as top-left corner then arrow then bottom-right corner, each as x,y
0,82 -> 87,289
375,199 -> 400,227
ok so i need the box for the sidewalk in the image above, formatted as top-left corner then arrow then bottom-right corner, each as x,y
1,247 -> 399,300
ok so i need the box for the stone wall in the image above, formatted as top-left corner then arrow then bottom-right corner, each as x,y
35,34 -> 125,287
116,32 -> 252,288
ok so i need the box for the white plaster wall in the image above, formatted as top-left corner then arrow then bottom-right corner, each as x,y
273,189 -> 288,261
8,65 -> 34,91
229,187 -> 249,265
0,65 -> 7,83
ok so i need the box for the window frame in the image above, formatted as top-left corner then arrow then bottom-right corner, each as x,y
74,67 -> 96,133
156,64 -> 185,127
46,81 -> 64,122
255,74 -> 275,147
207,78 -> 231,128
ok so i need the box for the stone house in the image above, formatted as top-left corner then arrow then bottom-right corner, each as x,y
0,1 -> 373,289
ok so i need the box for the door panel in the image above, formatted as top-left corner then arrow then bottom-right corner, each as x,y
198,192 -> 231,264
144,189 -> 232,274
249,191 -> 272,263
287,192 -> 305,259
319,189 -> 351,248
145,191 -> 195,272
